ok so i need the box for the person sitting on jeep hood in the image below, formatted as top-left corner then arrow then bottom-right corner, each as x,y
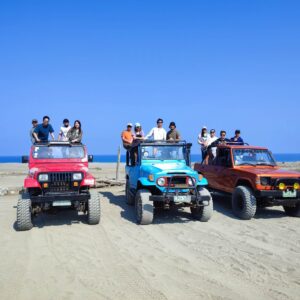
145,118 -> 167,141
67,120 -> 83,143
33,116 -> 55,143
230,129 -> 244,145
58,118 -> 71,141
210,130 -> 230,147
167,121 -> 181,142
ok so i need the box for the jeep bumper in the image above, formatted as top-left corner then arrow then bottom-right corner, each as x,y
255,190 -> 300,205
30,192 -> 90,203
150,194 -> 211,204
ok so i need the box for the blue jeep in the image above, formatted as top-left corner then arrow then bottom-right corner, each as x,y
125,140 -> 213,224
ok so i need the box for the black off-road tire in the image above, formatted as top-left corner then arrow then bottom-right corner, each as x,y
125,179 -> 135,206
283,203 -> 300,217
135,189 -> 153,225
17,192 -> 33,231
190,188 -> 213,222
88,190 -> 101,225
232,186 -> 256,220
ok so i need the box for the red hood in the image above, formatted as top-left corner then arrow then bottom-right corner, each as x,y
235,166 -> 300,178
29,162 -> 89,174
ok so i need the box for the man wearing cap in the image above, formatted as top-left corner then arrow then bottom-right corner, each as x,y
30,119 -> 38,144
58,119 -> 71,142
207,129 -> 218,160
33,116 -> 55,143
121,123 -> 134,150
167,122 -> 181,142
145,118 -> 167,141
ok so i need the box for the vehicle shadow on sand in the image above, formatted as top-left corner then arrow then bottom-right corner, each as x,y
212,193 -> 288,220
101,191 -> 197,225
13,208 -> 88,231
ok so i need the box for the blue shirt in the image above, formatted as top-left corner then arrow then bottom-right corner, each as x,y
230,136 -> 244,145
34,124 -> 54,142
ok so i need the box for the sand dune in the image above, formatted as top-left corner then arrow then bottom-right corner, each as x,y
0,163 -> 300,300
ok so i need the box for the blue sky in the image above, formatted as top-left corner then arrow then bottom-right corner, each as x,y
0,0 -> 299,155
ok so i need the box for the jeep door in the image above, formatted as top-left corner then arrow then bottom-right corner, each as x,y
214,148 -> 236,192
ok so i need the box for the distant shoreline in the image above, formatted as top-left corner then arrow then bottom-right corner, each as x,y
1,153 -> 300,163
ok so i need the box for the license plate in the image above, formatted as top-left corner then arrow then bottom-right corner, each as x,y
53,200 -> 72,207
174,195 -> 191,202
282,190 -> 297,198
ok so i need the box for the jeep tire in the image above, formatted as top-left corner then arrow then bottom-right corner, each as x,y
190,187 -> 213,222
135,189 -> 153,225
125,179 -> 135,206
88,190 -> 101,225
232,186 -> 256,220
17,192 -> 33,231
283,203 -> 300,217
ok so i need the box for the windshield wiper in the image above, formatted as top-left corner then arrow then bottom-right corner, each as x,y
237,163 -> 256,166
256,163 -> 275,167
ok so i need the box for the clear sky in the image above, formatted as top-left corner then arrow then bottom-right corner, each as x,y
0,0 -> 299,155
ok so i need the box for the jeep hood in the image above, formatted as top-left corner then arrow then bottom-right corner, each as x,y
142,162 -> 195,175
29,163 -> 88,174
236,166 -> 300,178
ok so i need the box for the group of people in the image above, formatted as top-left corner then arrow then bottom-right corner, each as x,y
121,119 -> 244,165
30,116 -> 83,144
121,118 -> 181,150
198,127 -> 244,163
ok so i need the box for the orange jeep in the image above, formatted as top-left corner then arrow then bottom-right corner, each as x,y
194,145 -> 300,219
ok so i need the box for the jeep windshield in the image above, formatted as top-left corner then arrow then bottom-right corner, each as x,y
32,145 -> 85,159
233,149 -> 276,166
141,145 -> 185,161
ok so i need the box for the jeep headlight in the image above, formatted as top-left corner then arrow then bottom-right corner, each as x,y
157,177 -> 166,186
38,174 -> 48,182
73,173 -> 82,180
187,178 -> 196,186
260,177 -> 271,186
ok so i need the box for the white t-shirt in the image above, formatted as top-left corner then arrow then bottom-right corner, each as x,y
208,136 -> 218,146
59,126 -> 71,141
145,127 -> 167,141
198,134 -> 211,150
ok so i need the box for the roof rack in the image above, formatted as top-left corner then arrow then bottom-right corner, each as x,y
140,140 -> 188,146
34,141 -> 83,146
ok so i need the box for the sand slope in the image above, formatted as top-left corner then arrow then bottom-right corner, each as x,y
0,184 -> 300,300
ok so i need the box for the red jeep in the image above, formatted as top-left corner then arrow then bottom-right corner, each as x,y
194,145 -> 300,220
17,142 -> 100,230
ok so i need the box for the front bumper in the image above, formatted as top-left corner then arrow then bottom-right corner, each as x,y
29,192 -> 90,203
150,194 -> 211,204
255,190 -> 300,205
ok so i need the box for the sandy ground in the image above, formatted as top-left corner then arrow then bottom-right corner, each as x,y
0,163 -> 300,300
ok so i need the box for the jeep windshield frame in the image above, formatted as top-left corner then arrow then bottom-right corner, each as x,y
233,148 -> 276,167
140,141 -> 188,162
32,144 -> 85,160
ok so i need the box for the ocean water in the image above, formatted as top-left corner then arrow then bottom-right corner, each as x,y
1,153 -> 300,163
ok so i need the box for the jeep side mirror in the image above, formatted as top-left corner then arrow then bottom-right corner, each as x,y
22,156 -> 29,163
88,155 -> 93,162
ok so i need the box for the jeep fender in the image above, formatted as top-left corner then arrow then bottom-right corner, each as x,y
81,173 -> 96,187
197,177 -> 208,186
235,178 -> 255,190
138,177 -> 156,188
24,177 -> 41,189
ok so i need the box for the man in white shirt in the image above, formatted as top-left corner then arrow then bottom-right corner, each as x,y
208,129 -> 218,159
145,118 -> 167,141
58,119 -> 71,141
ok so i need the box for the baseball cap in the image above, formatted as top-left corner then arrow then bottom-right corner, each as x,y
169,121 -> 176,127
127,123 -> 133,127
157,118 -> 163,123
135,122 -> 141,127
63,118 -> 69,123
32,119 -> 38,123
202,125 -> 207,129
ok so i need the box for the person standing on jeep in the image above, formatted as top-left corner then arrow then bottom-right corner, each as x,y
121,123 -> 134,149
198,126 -> 210,162
167,121 -> 181,142
58,119 -> 71,141
207,129 -> 218,159
67,120 -> 83,143
230,129 -> 244,145
30,119 -> 38,144
33,116 -> 55,143
145,118 -> 167,141
210,130 -> 230,147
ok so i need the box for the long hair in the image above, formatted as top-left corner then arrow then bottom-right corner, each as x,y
201,128 -> 207,137
73,120 -> 82,134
